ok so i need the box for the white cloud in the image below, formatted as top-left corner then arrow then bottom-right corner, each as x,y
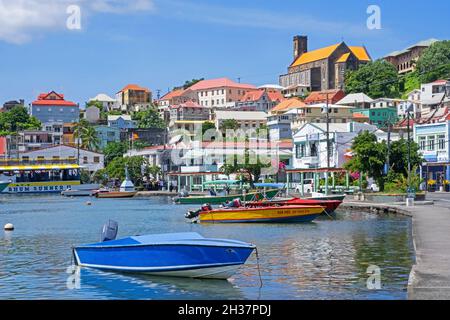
0,0 -> 154,44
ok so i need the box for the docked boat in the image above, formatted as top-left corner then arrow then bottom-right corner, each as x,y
176,189 -> 279,205
0,181 -> 9,193
61,184 -> 100,197
248,198 -> 342,215
95,167 -> 137,199
0,160 -> 81,194
186,202 -> 324,223
73,224 -> 255,279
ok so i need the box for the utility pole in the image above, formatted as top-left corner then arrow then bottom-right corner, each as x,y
407,103 -> 412,193
386,115 -> 392,174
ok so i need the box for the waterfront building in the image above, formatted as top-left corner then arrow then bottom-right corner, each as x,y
62,123 -> 77,147
214,110 -> 268,131
17,130 -> 56,152
189,78 -> 257,109
414,120 -> 450,188
116,84 -> 152,113
279,35 -> 371,91
30,91 -> 79,126
19,144 -> 104,173
235,89 -> 284,112
88,93 -> 118,111
169,120 -> 211,138
107,115 -> 137,130
94,125 -> 121,150
336,93 -> 373,109
384,39 -> 439,74
291,122 -> 378,171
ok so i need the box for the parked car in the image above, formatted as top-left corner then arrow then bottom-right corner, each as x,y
293,179 -> 314,194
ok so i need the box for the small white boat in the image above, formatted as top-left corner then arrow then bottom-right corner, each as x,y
61,184 -> 100,197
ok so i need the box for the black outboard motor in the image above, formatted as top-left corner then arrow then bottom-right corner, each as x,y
101,220 -> 118,242
185,204 -> 212,219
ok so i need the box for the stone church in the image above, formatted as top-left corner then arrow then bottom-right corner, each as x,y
279,36 -> 371,92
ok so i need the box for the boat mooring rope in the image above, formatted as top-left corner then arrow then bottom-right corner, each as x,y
255,247 -> 263,289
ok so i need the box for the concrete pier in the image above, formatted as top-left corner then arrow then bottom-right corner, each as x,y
342,200 -> 450,299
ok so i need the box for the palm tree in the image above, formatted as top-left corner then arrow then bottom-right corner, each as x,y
74,119 -> 100,151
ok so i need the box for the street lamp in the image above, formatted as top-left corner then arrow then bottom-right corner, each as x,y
406,102 -> 414,199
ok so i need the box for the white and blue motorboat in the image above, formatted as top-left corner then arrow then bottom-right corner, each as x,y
73,222 -> 256,280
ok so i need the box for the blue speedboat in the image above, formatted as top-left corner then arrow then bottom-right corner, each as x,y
73,228 -> 256,280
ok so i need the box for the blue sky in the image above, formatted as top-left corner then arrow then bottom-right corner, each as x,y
0,0 -> 448,105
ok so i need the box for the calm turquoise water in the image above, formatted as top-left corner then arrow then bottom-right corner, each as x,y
0,195 -> 414,300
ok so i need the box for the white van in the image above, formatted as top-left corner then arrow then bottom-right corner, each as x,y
293,179 -> 314,194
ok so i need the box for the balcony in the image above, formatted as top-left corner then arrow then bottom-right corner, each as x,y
301,156 -> 320,166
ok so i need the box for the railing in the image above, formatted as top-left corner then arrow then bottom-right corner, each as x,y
0,158 -> 78,166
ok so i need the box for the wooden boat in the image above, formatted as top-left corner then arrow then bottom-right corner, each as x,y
175,189 -> 279,205
187,204 -> 324,223
248,198 -> 342,214
95,167 -> 136,198
95,191 -> 137,198
74,231 -> 255,280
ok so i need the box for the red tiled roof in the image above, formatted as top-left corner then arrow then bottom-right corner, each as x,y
189,78 -> 256,91
32,91 -> 77,107
304,90 -> 346,105
160,89 -> 186,101
240,90 -> 265,102
117,84 -> 150,93
270,98 -> 305,114
171,100 -> 205,109
267,91 -> 284,102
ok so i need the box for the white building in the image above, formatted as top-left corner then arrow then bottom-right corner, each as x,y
189,78 -> 257,109
292,122 -> 379,170
336,93 -> 373,109
20,145 -> 104,173
89,93 -> 118,111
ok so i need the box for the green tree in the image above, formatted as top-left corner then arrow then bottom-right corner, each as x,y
219,148 -> 270,188
344,131 -> 387,190
400,71 -> 421,98
345,60 -> 400,98
146,165 -> 162,179
0,106 -> 41,135
132,140 -> 150,150
74,119 -> 100,151
103,142 -> 129,165
133,107 -> 165,129
388,139 -> 423,177
92,168 -> 109,185
416,40 -> 450,83
220,119 -> 240,131
106,156 -> 148,187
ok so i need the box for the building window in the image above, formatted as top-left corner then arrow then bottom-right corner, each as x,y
83,156 -> 88,164
427,136 -> 435,151
438,135 -> 446,151
419,136 -> 426,151
295,144 -> 305,158
94,156 -> 100,163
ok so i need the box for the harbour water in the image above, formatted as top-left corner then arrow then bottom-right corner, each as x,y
0,195 -> 414,300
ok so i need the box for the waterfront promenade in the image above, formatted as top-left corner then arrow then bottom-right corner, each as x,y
342,195 -> 450,300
